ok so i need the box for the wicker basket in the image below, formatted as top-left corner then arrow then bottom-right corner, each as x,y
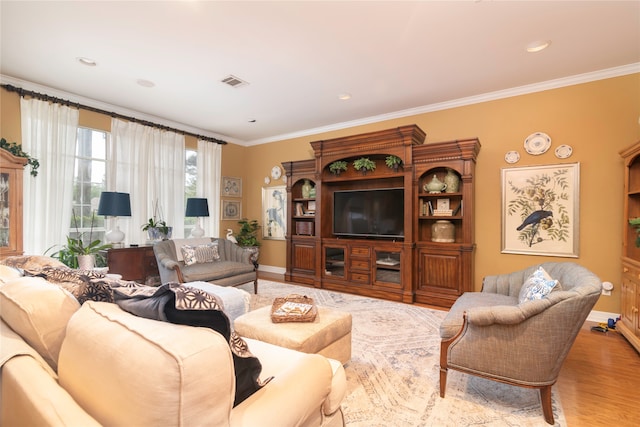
270,294 -> 318,323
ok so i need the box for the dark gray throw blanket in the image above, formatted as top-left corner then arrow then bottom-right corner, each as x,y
112,282 -> 264,406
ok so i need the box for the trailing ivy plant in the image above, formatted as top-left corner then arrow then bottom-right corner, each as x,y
0,137 -> 40,177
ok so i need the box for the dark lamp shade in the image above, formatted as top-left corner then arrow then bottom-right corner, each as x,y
185,198 -> 210,217
97,192 -> 132,217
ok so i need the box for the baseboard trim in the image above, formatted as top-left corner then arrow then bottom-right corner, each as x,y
587,310 -> 620,324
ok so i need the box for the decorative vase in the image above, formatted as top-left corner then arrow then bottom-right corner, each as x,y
309,186 -> 316,198
423,174 -> 447,193
444,168 -> 460,193
431,220 -> 455,243
301,179 -> 312,199
77,254 -> 95,270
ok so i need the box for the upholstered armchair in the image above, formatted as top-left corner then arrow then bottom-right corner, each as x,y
153,238 -> 258,293
439,262 -> 602,424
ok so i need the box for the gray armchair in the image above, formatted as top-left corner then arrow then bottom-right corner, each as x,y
153,238 -> 258,293
439,262 -> 602,424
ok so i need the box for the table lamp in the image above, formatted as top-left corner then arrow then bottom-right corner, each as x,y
97,192 -> 131,248
186,198 -> 209,238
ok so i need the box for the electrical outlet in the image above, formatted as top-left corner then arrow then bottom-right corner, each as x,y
601,281 -> 614,296
602,288 -> 611,296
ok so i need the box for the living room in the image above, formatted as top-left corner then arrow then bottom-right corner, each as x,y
1,1 -> 640,426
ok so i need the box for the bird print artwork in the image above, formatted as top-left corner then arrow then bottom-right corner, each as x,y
506,166 -> 573,248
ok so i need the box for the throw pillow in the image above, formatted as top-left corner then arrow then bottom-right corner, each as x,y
518,266 -> 559,303
181,242 -> 220,266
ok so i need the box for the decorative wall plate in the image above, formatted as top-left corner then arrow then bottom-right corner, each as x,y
555,144 -> 573,159
524,132 -> 551,155
505,150 -> 520,164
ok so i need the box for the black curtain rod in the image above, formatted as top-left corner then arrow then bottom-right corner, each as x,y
1,84 -> 227,145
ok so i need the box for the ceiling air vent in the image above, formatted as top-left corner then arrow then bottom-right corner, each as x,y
221,75 -> 249,88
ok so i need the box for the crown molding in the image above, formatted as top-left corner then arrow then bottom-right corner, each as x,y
247,62 -> 640,146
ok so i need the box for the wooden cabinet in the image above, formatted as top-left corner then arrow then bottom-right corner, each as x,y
106,246 -> 160,285
619,140 -> 640,352
0,149 -> 27,260
283,125 -> 480,307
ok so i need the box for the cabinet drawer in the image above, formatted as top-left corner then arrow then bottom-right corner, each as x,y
351,272 -> 370,283
350,259 -> 370,270
351,246 -> 371,257
622,264 -> 640,281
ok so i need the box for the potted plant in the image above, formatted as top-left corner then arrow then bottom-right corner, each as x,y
52,211 -> 111,269
329,160 -> 348,176
0,137 -> 39,176
142,200 -> 172,241
235,218 -> 261,268
353,157 -> 376,175
385,155 -> 402,171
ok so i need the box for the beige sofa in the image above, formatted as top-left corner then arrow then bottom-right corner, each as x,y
0,263 -> 346,427
153,238 -> 258,293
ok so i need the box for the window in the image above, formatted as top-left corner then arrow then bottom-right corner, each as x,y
184,149 -> 197,235
71,128 -> 107,244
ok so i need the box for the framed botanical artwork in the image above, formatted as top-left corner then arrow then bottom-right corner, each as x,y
501,163 -> 580,257
222,200 -> 241,220
262,186 -> 287,240
222,176 -> 242,197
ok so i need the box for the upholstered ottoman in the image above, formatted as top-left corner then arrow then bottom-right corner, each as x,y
234,306 -> 352,364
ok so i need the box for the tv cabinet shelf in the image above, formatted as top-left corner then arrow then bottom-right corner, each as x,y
284,125 -> 480,307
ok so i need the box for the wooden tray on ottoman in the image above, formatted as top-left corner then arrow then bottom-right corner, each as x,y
270,294 -> 318,323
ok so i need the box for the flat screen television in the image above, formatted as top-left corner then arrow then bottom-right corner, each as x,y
333,188 -> 404,238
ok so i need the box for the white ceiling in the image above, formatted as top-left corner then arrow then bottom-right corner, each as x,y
1,1 -> 639,145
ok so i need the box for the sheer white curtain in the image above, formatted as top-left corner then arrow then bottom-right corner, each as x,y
109,118 -> 185,245
197,139 -> 222,237
20,98 -> 79,255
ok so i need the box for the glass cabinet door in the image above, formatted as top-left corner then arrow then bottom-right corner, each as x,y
324,246 -> 345,278
375,250 -> 401,284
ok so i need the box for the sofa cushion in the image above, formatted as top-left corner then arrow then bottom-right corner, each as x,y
518,266 -> 559,303
59,301 -> 236,426
172,238 -> 214,262
182,260 -> 255,283
0,264 -> 23,283
0,276 -> 80,371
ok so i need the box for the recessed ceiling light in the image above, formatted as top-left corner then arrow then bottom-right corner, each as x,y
526,40 -> 551,53
77,57 -> 97,66
136,79 -> 155,88
338,93 -> 352,100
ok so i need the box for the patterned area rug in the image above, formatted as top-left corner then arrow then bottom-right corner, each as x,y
237,280 -> 566,427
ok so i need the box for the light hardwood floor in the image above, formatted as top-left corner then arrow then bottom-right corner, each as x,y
557,321 -> 640,427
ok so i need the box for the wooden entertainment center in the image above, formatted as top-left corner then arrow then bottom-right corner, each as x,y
283,125 -> 480,307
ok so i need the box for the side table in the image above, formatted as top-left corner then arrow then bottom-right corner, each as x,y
104,246 -> 160,285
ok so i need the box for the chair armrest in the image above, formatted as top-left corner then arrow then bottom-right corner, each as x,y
229,354 -> 333,427
155,254 -> 185,283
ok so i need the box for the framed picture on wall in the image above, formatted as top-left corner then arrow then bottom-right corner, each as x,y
222,176 -> 242,197
262,186 -> 287,240
222,200 -> 241,220
501,163 -> 580,257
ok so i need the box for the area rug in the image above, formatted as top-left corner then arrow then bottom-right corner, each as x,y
237,280 -> 566,427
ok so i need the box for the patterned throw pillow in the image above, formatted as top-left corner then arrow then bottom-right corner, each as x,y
181,242 -> 220,266
518,266 -> 559,303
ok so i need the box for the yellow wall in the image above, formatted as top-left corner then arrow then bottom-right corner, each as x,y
2,73 -> 639,314
247,74 -> 640,314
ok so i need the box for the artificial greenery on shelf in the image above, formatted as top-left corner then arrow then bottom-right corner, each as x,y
0,137 -> 40,177
353,157 -> 376,173
629,217 -> 640,247
385,155 -> 402,170
329,160 -> 348,175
